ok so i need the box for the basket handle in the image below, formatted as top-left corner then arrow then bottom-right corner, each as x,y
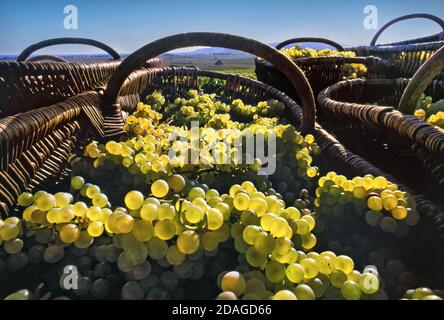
370,13 -> 444,46
275,37 -> 345,51
104,32 -> 316,132
398,45 -> 444,114
17,37 -> 121,62
26,55 -> 69,63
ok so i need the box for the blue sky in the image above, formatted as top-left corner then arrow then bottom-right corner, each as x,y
0,0 -> 443,54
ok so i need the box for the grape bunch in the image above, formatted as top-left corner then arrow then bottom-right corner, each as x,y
414,94 -> 444,132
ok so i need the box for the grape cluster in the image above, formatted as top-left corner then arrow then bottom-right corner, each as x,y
414,95 -> 444,132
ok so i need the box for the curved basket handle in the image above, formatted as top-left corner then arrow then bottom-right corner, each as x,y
104,32 -> 316,132
398,45 -> 444,114
370,13 -> 444,46
17,37 -> 121,62
275,37 -> 345,51
26,55 -> 69,63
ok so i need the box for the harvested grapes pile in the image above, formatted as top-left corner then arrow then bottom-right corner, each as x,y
0,89 -> 442,301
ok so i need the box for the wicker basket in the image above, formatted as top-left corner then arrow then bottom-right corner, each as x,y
254,37 -> 395,111
1,32 -> 444,288
318,46 -> 444,203
349,13 -> 444,79
0,37 -> 162,118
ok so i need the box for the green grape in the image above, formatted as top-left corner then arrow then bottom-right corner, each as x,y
300,258 -> 319,279
35,193 -> 56,211
125,191 -> 145,210
233,192 -> 250,211
116,214 -> 135,234
151,180 -> 169,198
221,271 -> 246,297
286,263 -> 305,283
380,216 -> 398,233
295,219 -> 310,235
59,224 -> 80,244
265,260 -> 286,283
92,193 -> 108,208
147,237 -> 168,260
341,280 -> 362,300
216,291 -> 238,300
167,174 -> 186,193
74,231 -> 93,249
318,255 -> 335,275
358,273 -> 379,294
330,270 -> 347,288
88,221 -> 104,237
177,230 -> 200,254
294,284 -> 315,300
166,245 -> 186,266
242,225 -> 261,245
334,255 -> 354,275
4,239 -> 24,254
273,290 -> 297,300
367,196 -> 382,212
86,185 -> 101,199
154,219 -> 176,240
87,206 -> 102,221
184,205 -> 204,224
253,232 -> 276,254
17,192 -> 34,207
54,192 -> 72,208
188,187 -> 206,201
132,220 -> 154,242
71,176 -> 85,190
140,203 -> 159,221
158,204 -> 176,220
202,232 -> 219,251
245,247 -> 268,268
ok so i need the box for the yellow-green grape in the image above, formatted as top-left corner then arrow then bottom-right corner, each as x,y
87,221 -> 104,237
253,232 -> 276,254
391,206 -> 407,220
125,191 -> 144,210
382,195 -> 398,211
373,176 -> 388,189
207,208 -> 224,230
334,255 -> 354,274
158,204 -> 176,220
294,284 -> 315,300
140,203 -> 158,221
260,213 -> 277,231
249,198 -> 268,217
86,206 -> 101,221
367,196 -> 383,212
241,181 -> 256,195
132,220 -> 154,242
301,215 -> 315,231
184,205 -> 204,224
188,187 -> 206,201
0,223 -> 20,241
341,280 -> 362,300
229,184 -> 242,197
58,207 -> 75,223
202,232 -> 220,251
151,180 -> 169,198
54,192 -> 72,208
300,258 -> 319,279
273,237 -> 292,256
245,247 -> 268,268
59,224 -> 79,244
74,231 -> 93,249
233,192 -> 250,211
273,290 -> 297,300
358,273 -> 379,294
167,174 -> 186,193
330,270 -> 347,288
116,214 -> 135,233
4,238 -> 24,254
318,255 -> 335,275
215,202 -> 231,221
92,193 -> 108,208
86,185 -> 101,199
307,167 -> 319,178
35,193 -> 56,211
46,208 -> 60,224
221,271 -> 246,297
17,192 -> 34,207
72,202 -> 87,218
216,292 -> 238,300
154,219 -> 176,240
286,263 -> 305,283
245,278 -> 266,295
205,189 -> 220,201
166,245 -> 186,266
295,219 -> 310,235
71,176 -> 85,190
147,237 -> 168,260
286,207 -> 301,220
4,289 -> 30,300
352,185 -> 366,199
301,233 -> 317,250
265,261 -> 286,283
242,225 -> 261,245
269,217 -> 289,238
177,230 -> 200,254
